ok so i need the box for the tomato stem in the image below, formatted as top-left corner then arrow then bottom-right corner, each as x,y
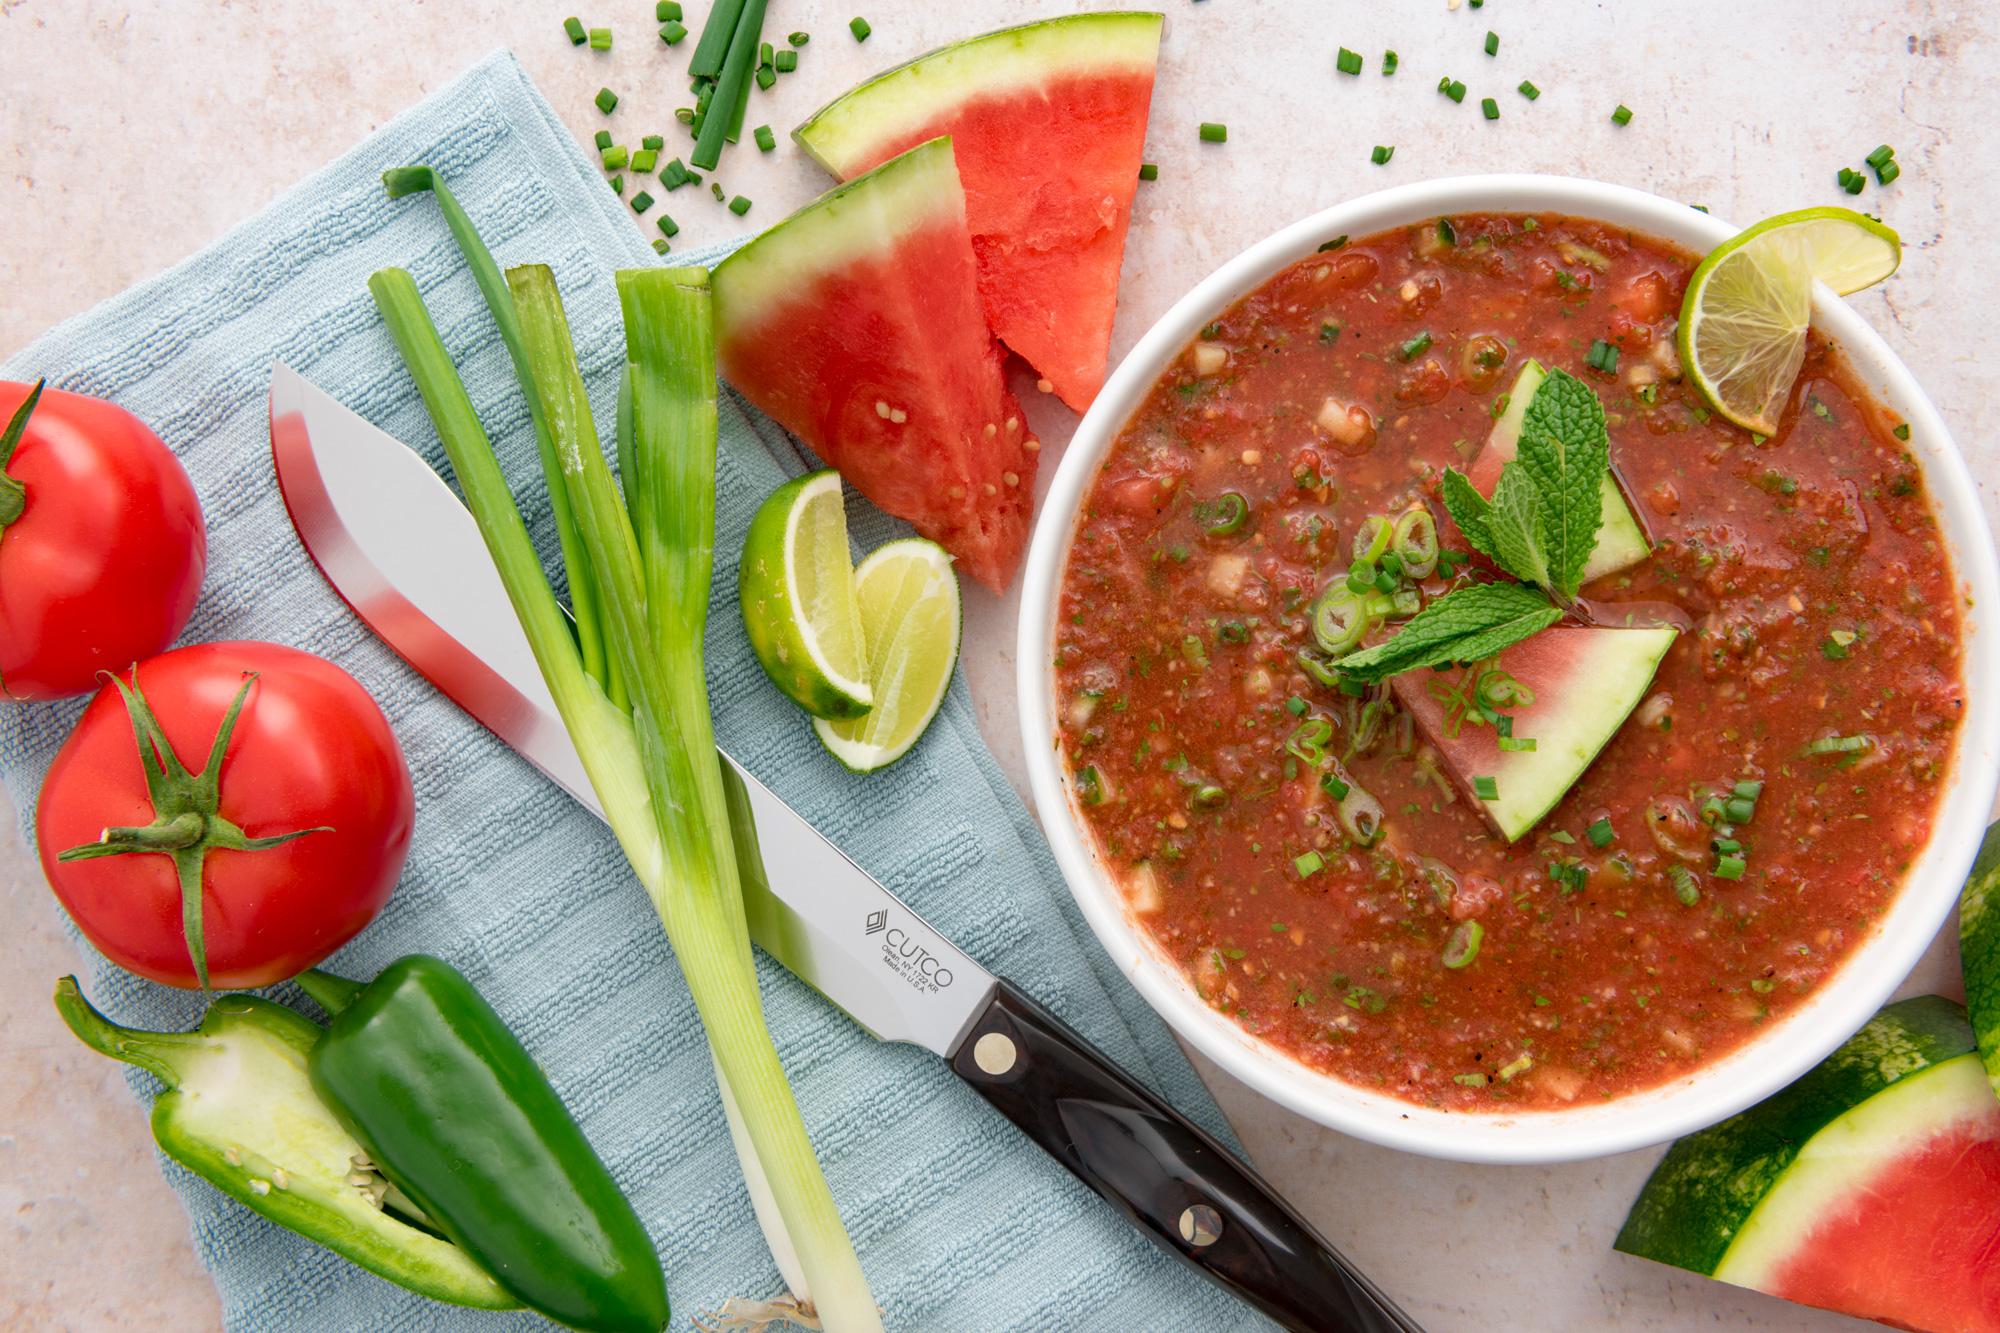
0,378 -> 41,528
54,668 -> 331,990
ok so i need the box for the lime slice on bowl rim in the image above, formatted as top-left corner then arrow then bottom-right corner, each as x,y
1678,206 -> 1900,436
814,538 -> 962,773
739,469 -> 874,720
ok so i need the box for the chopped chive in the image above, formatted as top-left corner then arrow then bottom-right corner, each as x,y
601,145 -> 629,170
1383,49 -> 1399,75
712,181 -> 725,200
1733,780 -> 1764,799
609,175 -> 625,195
651,237 -> 670,254
849,16 -> 871,40
1481,97 -> 1499,120
1399,331 -> 1433,360
1286,695 -> 1308,715
774,48 -> 797,72
1875,159 -> 1901,186
1192,784 -> 1228,811
1370,144 -> 1394,164
1320,772 -> 1350,801
1473,776 -> 1499,801
632,190 -> 654,213
657,0 -> 682,18
1724,796 -> 1757,824
1808,734 -> 1872,756
789,31 -> 809,45
729,194 -> 751,215
1138,162 -> 1159,181
632,148 -> 659,173
661,21 -> 688,43
595,87 -> 619,115
755,64 -> 776,90
674,107 -> 695,125
641,134 -> 664,151
759,40 -> 774,65
754,124 -> 776,152
1442,78 -> 1467,103
1586,338 -> 1619,373
1586,818 -> 1615,848
1200,121 -> 1228,143
657,213 -> 679,237
1865,144 -> 1896,169
1893,421 -> 1911,441
1714,855 -> 1747,881
595,129 -> 614,150
1336,47 -> 1363,76
588,26 -> 613,50
1295,850 -> 1325,879
1484,31 -> 1499,55
1838,166 -> 1864,195
564,16 -> 587,44
1518,79 -> 1540,100
661,158 -> 688,188
1611,103 -> 1634,126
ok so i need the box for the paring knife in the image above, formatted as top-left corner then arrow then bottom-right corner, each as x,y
269,362 -> 1421,1333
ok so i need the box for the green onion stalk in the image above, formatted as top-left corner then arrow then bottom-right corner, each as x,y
370,168 -> 879,1332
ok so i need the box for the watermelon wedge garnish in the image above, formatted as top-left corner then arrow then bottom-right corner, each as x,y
795,13 -> 1163,411
1392,625 -> 1677,842
1617,995 -> 2000,1331
712,137 -> 1034,592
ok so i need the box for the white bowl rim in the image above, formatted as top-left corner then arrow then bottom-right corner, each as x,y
1016,173 -> 2000,1165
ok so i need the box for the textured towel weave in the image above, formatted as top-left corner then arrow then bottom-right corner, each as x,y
0,50 -> 1263,1333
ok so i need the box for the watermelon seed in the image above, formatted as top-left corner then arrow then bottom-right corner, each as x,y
1004,471 -> 1021,488
1024,438 -> 1041,452
1036,378 -> 1054,394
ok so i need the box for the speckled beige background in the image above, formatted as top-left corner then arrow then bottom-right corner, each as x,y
4,1 -> 1998,1329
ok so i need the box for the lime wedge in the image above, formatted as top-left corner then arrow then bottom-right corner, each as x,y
813,539 -> 961,772
1679,207 -> 1900,435
740,470 -> 874,720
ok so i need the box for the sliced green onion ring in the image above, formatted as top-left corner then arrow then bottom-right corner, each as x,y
1352,513 -> 1394,564
1442,920 -> 1484,969
1312,584 -> 1376,656
1392,506 -> 1440,577
1199,491 -> 1250,536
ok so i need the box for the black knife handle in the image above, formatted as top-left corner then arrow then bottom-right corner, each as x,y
951,979 -> 1424,1333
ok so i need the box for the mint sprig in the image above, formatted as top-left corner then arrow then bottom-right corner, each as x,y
1337,368 -> 1613,684
1336,582 -> 1563,683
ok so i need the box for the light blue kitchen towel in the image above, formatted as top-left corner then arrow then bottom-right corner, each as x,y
0,49 -> 1269,1333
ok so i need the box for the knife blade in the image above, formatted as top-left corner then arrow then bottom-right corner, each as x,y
270,361 -> 1421,1333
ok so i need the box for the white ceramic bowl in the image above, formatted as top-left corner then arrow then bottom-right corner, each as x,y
1017,174 -> 2000,1164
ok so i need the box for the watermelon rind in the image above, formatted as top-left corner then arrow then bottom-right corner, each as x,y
1614,994 -> 1975,1276
792,13 -> 1164,178
1475,359 -> 1652,584
712,136 -> 964,331
1710,1051 -> 1995,1292
1958,820 -> 2000,1098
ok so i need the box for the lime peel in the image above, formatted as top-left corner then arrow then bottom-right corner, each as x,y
1679,207 -> 1900,435
739,470 -> 874,720
813,538 -> 962,773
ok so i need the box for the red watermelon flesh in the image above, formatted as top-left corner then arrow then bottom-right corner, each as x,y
1762,1104 -> 2000,1330
712,137 -> 1034,591
1391,624 -> 1676,842
795,13 -> 1163,412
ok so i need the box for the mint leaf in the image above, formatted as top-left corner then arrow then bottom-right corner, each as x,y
1515,367 -> 1608,598
1440,469 -> 1499,564
1484,464 -> 1553,590
1336,581 -> 1563,683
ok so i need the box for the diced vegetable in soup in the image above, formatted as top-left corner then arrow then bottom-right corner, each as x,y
1053,214 -> 1965,1112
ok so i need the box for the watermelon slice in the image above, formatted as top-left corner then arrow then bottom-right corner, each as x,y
1392,625 -> 1676,842
1466,360 -> 1652,584
1957,820 -> 2000,1095
1617,996 -> 2000,1331
794,13 -> 1164,411
712,137 -> 1034,592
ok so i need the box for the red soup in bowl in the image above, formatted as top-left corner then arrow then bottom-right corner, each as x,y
1052,213 -> 1965,1113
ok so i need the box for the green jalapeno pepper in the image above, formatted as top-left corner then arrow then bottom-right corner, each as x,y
298,955 -> 668,1333
51,977 -> 518,1311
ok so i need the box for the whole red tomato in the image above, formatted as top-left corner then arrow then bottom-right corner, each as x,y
0,380 -> 206,700
37,642 -> 414,988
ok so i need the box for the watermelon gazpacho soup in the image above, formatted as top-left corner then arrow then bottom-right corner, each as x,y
1052,213 -> 1966,1112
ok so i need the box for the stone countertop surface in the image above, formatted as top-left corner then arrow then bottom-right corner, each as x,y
3,1 -> 1995,1329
